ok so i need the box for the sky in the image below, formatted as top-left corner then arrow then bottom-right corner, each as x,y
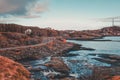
0,0 -> 120,30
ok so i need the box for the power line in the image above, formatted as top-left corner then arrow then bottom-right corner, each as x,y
98,16 -> 120,26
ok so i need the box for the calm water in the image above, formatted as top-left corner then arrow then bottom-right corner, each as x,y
64,36 -> 120,77
28,36 -> 120,79
67,36 -> 120,55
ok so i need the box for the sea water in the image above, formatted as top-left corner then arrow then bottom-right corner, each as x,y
64,36 -> 120,77
28,36 -> 120,79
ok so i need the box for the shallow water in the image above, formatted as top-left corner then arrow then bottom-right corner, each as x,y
27,36 -> 120,79
64,36 -> 120,77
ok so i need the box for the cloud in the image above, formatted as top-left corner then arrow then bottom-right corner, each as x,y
0,0 -> 49,18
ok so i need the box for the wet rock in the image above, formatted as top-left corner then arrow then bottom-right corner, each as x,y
68,60 -> 84,64
69,43 -> 81,51
62,53 -> 79,57
47,73 -> 56,79
47,73 -> 69,79
29,65 -> 48,72
98,54 -> 120,60
44,57 -> 70,74
46,71 -> 78,80
49,77 -> 78,80
92,54 -> 120,66
82,66 -> 120,80
93,58 -> 120,66
80,47 -> 95,51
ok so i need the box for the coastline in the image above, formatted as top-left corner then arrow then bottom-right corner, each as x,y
0,38 -> 81,61
0,24 -> 120,80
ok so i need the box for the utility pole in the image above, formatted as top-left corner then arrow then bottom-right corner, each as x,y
112,18 -> 114,26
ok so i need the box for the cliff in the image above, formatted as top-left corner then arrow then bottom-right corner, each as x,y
0,56 -> 30,80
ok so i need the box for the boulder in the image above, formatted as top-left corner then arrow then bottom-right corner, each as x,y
44,57 -> 70,74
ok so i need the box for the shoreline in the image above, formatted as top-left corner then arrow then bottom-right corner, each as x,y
0,38 -> 81,61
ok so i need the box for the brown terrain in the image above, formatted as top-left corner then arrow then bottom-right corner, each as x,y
0,24 -> 120,40
0,56 -> 30,80
0,23 -> 120,80
0,32 -> 43,48
64,26 -> 120,40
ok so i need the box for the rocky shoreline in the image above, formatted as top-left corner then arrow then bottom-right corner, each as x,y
0,38 -> 119,80
0,24 -> 120,80
0,38 -> 82,80
0,39 -> 81,61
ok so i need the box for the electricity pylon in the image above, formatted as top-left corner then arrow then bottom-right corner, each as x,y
99,16 -> 120,26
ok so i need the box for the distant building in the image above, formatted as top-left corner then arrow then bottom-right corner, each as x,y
25,29 -> 32,35
45,27 -> 52,30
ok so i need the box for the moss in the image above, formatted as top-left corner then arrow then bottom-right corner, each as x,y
0,56 -> 30,80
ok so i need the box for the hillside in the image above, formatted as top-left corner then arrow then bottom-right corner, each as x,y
0,24 -> 120,40
0,24 -> 59,37
0,32 -> 42,48
0,56 -> 30,80
63,26 -> 120,40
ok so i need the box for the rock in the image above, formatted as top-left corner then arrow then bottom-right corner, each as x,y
49,77 -> 78,80
59,77 -> 78,80
44,57 -> 70,74
46,72 -> 78,80
0,56 -> 30,80
47,73 -> 56,79
92,54 -> 120,66
87,66 -> 120,80
68,60 -> 84,64
69,43 -> 81,51
47,73 -> 68,79
107,76 -> 120,80
80,47 -> 95,51
62,53 -> 79,57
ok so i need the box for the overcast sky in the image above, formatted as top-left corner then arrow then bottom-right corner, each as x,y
0,0 -> 120,30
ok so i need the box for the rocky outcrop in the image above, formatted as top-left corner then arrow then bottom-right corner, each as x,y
0,56 -> 30,80
45,57 -> 70,73
80,66 -> 120,80
101,26 -> 120,36
90,66 -> 120,80
92,54 -> 120,66
44,57 -> 77,80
